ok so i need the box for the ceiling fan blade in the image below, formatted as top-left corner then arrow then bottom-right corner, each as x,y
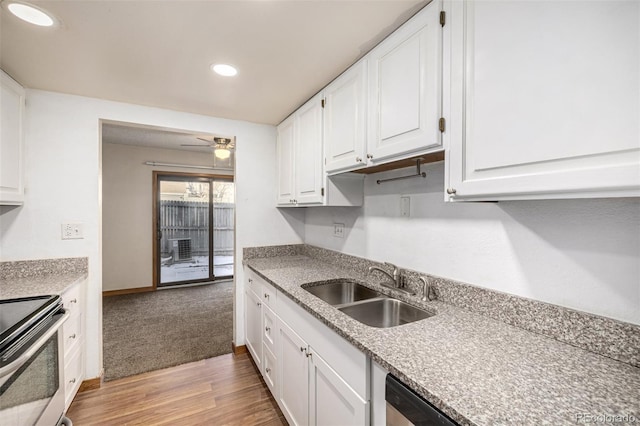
196,137 -> 213,143
181,144 -> 211,147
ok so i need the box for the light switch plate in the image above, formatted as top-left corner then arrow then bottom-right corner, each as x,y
333,223 -> 345,238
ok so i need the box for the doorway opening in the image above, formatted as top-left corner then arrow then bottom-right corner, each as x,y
153,172 -> 234,288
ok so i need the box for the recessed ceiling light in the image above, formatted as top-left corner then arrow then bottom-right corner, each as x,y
211,64 -> 238,77
7,2 -> 55,27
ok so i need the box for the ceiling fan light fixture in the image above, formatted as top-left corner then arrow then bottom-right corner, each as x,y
7,2 -> 56,27
214,148 -> 231,160
211,64 -> 238,77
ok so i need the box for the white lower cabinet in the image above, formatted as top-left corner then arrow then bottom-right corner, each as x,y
309,345 -> 368,426
245,284 -> 263,373
278,320 -> 310,426
244,267 -> 370,425
61,279 -> 85,410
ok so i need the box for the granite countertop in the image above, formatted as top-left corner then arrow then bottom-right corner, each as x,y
0,271 -> 87,299
245,255 -> 640,426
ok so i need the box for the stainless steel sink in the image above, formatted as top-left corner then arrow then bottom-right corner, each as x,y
338,298 -> 433,328
303,280 -> 382,306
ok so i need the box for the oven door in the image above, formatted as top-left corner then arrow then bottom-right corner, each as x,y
0,309 -> 69,426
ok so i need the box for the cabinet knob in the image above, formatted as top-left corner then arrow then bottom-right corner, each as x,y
264,293 -> 269,299
265,367 -> 271,373
265,326 -> 270,332
70,298 -> 77,304
446,188 -> 457,195
300,347 -> 305,352
248,278 -> 253,283
367,154 -> 373,159
306,351 -> 313,359
69,378 -> 76,384
355,157 -> 362,163
69,333 -> 76,339
257,301 -> 262,307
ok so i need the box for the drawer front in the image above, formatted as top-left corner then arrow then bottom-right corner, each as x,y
246,270 -> 262,297
262,344 -> 277,396
64,345 -> 83,409
263,304 -> 277,354
262,280 -> 277,309
62,283 -> 81,315
63,312 -> 82,357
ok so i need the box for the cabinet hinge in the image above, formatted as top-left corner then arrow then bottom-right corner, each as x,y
440,11 -> 446,27
321,98 -> 326,108
321,187 -> 325,196
439,117 -> 446,133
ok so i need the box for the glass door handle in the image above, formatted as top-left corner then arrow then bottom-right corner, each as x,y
157,230 -> 162,240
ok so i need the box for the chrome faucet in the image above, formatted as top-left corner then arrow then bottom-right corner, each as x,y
368,262 -> 403,288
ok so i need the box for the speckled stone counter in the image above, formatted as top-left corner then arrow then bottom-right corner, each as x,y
244,252 -> 640,426
0,257 -> 88,299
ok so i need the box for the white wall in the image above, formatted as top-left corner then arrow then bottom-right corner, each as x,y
0,90 -> 304,380
102,143 -> 231,292
305,162 -> 640,325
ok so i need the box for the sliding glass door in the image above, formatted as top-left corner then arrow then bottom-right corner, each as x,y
154,173 -> 234,287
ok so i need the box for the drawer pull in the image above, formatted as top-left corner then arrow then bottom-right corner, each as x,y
69,298 -> 77,304
69,333 -> 76,339
69,378 -> 76,384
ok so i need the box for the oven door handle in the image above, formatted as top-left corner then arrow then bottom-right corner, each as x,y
0,310 -> 70,385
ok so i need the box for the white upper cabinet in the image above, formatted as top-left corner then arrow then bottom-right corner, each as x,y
276,115 -> 296,205
277,93 -> 364,207
324,60 -> 368,174
445,0 -> 640,201
295,93 -> 324,204
0,70 -> 25,205
367,1 -> 443,165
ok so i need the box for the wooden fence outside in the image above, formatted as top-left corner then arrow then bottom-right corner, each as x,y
160,201 -> 234,258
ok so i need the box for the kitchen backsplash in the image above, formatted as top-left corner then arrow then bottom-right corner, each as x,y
243,244 -> 640,368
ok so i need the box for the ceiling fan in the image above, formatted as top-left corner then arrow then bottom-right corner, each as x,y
181,136 -> 235,160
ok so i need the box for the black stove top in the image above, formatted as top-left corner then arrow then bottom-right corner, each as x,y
0,295 -> 61,354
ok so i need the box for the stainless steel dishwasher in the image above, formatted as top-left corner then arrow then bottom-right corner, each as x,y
385,375 -> 458,426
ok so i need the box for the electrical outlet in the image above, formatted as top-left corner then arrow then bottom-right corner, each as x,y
61,223 -> 84,240
333,223 -> 345,238
400,196 -> 411,217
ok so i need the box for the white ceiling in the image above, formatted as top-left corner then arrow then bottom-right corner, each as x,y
1,0 -> 427,126
101,121 -> 227,153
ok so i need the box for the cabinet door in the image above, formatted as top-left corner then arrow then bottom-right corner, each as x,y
276,115 -> 296,205
324,60 -> 368,174
367,1 -> 443,164
445,0 -> 640,200
308,346 -> 368,426
295,93 -> 324,205
245,290 -> 263,372
277,320 -> 309,426
0,71 -> 25,205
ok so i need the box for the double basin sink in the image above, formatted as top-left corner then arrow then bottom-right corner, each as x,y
303,279 -> 433,328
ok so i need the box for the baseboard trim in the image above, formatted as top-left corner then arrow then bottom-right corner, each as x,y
79,376 -> 102,392
232,343 -> 248,355
103,287 -> 155,297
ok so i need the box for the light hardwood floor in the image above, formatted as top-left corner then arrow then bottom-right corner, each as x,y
66,353 -> 287,425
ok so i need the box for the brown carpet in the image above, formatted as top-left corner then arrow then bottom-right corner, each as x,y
102,281 -> 233,381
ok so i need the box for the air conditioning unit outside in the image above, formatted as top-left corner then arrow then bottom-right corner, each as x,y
169,238 -> 192,262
